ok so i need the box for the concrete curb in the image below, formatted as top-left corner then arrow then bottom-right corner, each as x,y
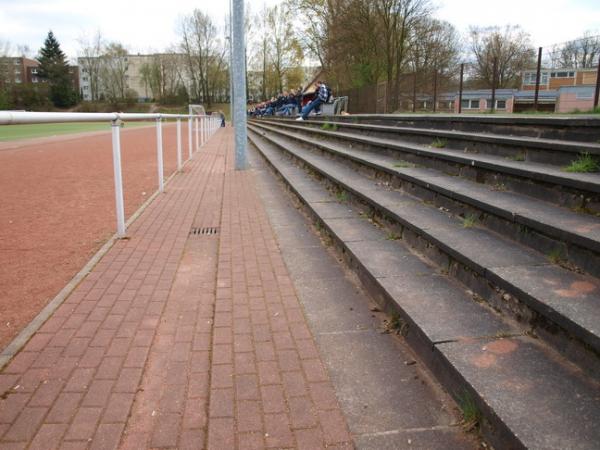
0,156 -> 194,371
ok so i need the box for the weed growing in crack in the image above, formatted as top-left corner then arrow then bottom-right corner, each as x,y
563,153 -> 599,173
458,391 -> 481,432
507,153 -> 526,161
547,247 -> 564,264
431,138 -> 447,149
462,213 -> 478,228
393,160 -> 416,168
336,190 -> 348,203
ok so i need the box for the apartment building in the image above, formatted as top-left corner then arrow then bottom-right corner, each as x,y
521,67 -> 598,91
0,57 -> 38,85
0,56 -> 79,91
78,53 -> 190,102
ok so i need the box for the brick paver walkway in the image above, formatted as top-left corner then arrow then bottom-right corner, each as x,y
0,128 -> 353,449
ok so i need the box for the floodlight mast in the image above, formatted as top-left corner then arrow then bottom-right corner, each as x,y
232,0 -> 247,170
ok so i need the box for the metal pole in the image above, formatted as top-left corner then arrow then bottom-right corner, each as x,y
176,119 -> 182,171
594,57 -> 600,108
229,0 -> 235,126
534,47 -> 543,111
111,121 -> 126,237
232,0 -> 248,170
432,67 -> 438,113
188,117 -> 193,159
156,118 -> 164,192
458,63 -> 464,114
412,71 -> 417,113
491,57 -> 497,113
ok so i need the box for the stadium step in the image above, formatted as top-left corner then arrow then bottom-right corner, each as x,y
246,127 -> 600,450
256,118 -> 600,215
251,120 -> 600,278
275,117 -> 600,167
317,113 -> 600,142
247,121 -> 600,370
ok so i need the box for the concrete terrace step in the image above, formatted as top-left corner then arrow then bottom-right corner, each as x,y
251,121 -> 600,277
328,113 -> 600,142
247,129 -> 600,450
253,119 -> 600,211
247,124 -> 600,369
276,117 -> 600,166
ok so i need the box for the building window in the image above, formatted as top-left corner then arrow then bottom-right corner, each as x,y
461,99 -> 481,109
32,77 -> 38,83
496,100 -> 507,109
83,86 -> 88,90
550,71 -> 575,78
82,76 -> 88,82
15,78 -> 22,83
523,71 -> 549,85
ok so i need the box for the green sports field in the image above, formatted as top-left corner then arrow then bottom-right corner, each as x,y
0,122 -> 152,142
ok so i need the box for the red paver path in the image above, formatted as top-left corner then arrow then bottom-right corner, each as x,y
0,128 -> 353,449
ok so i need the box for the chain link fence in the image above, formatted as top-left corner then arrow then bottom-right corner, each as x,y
338,36 -> 600,115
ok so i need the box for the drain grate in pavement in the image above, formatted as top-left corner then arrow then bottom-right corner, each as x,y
190,226 -> 219,236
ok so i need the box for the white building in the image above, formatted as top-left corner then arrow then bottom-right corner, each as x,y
78,53 -> 191,102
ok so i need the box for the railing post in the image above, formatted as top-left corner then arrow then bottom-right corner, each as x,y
156,118 -> 164,192
188,117 -> 193,160
176,119 -> 182,171
201,116 -> 205,145
195,117 -> 200,151
111,120 -> 126,237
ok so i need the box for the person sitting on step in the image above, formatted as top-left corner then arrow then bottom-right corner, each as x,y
296,80 -> 330,121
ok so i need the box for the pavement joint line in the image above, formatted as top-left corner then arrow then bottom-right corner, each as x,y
358,424 -> 461,438
431,332 -> 528,347
0,148 -> 199,371
317,329 -> 374,336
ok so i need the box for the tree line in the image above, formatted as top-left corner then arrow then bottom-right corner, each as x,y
1,2 -> 598,111
288,0 -> 599,96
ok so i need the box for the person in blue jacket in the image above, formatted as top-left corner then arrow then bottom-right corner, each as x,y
296,81 -> 330,121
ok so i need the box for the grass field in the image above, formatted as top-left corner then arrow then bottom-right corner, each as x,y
0,121 -> 153,142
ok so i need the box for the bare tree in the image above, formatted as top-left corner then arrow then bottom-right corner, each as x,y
267,4 -> 303,93
0,39 -> 13,105
179,10 -> 223,105
469,25 -> 535,88
286,0 -> 336,69
77,31 -> 105,101
99,42 -> 129,102
140,52 -> 186,102
554,32 -> 600,69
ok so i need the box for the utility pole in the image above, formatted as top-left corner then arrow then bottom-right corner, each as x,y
232,0 -> 247,170
534,47 -> 542,111
228,0 -> 234,125
458,63 -> 464,114
491,57 -> 498,113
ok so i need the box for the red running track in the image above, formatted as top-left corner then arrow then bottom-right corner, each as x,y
0,122 -> 191,349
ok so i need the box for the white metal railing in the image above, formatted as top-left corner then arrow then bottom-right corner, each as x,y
0,111 -> 222,237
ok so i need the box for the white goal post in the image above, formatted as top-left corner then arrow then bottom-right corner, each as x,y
188,104 -> 206,115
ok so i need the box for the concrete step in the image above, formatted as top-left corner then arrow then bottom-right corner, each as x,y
320,113 -> 600,142
273,117 -> 600,166
247,128 -> 600,450
251,120 -> 600,278
252,119 -> 600,214
247,124 -> 600,375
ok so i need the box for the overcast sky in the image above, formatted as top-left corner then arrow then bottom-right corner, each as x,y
0,0 -> 599,62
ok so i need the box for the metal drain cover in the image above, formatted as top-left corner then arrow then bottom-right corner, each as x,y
190,227 -> 219,236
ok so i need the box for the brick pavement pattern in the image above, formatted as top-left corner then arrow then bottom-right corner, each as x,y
0,128 -> 353,449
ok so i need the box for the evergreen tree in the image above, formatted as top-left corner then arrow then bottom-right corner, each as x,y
37,30 -> 76,107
